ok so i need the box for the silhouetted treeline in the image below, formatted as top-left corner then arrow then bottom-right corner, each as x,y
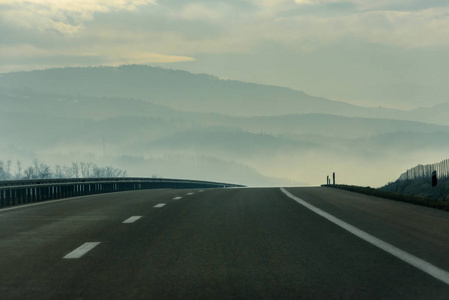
0,159 -> 127,180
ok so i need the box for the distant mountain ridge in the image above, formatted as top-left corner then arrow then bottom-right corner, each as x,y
0,65 -> 403,118
3,88 -> 449,139
2,65 -> 449,186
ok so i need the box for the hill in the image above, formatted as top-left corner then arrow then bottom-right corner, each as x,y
381,159 -> 449,200
0,65 -> 402,118
2,65 -> 449,186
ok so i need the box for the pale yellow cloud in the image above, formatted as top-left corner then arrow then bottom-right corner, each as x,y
0,0 -> 156,12
0,0 -> 156,33
0,44 -> 193,63
105,51 -> 195,64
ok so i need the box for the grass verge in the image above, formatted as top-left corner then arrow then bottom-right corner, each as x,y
322,184 -> 449,212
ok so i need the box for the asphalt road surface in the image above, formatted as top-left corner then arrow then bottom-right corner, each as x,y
1,187 -> 449,299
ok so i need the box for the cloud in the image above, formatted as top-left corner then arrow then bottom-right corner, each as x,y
105,50 -> 195,64
169,3 -> 231,22
1,0 -> 449,79
0,0 -> 156,33
0,42 -> 194,73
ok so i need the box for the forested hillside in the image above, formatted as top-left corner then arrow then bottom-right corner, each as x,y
2,66 -> 449,186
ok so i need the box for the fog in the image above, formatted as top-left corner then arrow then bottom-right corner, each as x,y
1,65 -> 449,187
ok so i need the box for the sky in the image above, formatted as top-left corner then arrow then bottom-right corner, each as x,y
1,0 -> 449,109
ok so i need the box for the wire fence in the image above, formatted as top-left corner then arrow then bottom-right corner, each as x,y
398,159 -> 449,181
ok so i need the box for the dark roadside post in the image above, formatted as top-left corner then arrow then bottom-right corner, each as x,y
432,170 -> 438,200
333,172 -> 336,185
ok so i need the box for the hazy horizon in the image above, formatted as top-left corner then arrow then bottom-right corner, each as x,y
1,0 -> 449,109
1,1 -> 449,187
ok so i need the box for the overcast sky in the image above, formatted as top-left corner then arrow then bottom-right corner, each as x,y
1,0 -> 449,109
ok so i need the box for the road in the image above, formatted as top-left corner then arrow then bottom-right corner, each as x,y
1,187 -> 449,299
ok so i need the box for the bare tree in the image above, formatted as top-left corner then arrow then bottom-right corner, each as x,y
92,164 -> 104,178
104,166 -> 114,177
24,166 -> 35,179
1,159 -> 127,180
32,158 -> 41,177
0,160 -> 13,180
80,162 -> 93,178
54,165 -> 64,178
31,158 -> 52,179
72,162 -> 79,178
63,165 -> 74,178
0,161 -> 4,180
15,160 -> 22,179
5,160 -> 12,180
39,164 -> 52,179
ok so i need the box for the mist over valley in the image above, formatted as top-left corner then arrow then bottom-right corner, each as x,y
2,65 -> 449,187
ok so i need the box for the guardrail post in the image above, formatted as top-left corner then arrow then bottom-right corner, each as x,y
10,189 -> 14,206
17,189 -> 22,204
6,189 -> 11,206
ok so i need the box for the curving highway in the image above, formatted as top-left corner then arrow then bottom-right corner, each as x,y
1,187 -> 449,299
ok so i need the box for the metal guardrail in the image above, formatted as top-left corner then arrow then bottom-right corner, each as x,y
0,177 -> 244,208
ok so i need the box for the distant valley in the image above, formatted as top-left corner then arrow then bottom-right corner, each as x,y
1,65 -> 448,186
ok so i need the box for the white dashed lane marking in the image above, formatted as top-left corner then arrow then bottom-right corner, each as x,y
173,197 -> 182,200
187,193 -> 194,196
123,216 -> 142,223
63,242 -> 100,259
154,203 -> 166,208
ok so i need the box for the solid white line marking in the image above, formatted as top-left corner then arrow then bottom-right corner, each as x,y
280,187 -> 449,286
173,197 -> 182,200
123,216 -> 142,223
63,242 -> 100,259
154,203 -> 166,208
